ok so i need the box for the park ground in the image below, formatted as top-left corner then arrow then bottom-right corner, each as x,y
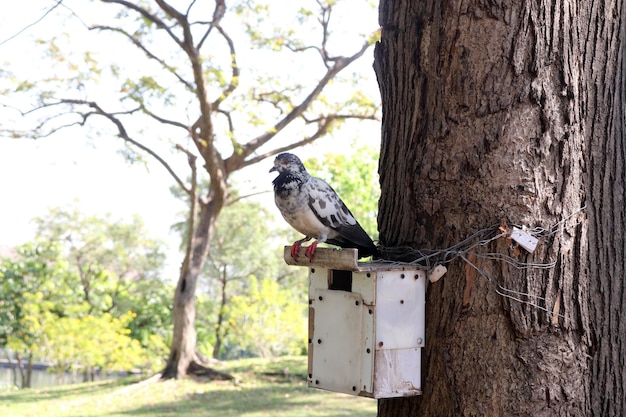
0,356 -> 376,417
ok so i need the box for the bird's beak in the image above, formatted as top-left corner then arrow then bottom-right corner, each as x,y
269,166 -> 278,173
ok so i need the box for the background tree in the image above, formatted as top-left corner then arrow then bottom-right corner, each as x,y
199,200 -> 300,359
34,207 -> 166,315
228,276 -> 306,358
374,0 -> 623,416
171,191 -> 304,359
0,242 -> 71,388
1,209 -> 171,386
1,0 -> 379,378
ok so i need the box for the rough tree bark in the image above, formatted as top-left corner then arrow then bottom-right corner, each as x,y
374,0 -> 624,416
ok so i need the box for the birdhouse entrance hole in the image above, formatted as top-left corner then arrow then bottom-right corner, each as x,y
284,246 -> 440,399
329,269 -> 352,291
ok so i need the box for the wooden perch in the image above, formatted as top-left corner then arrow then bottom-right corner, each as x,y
282,246 -> 432,272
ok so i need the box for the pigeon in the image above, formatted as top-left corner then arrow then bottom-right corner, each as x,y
270,152 -> 379,261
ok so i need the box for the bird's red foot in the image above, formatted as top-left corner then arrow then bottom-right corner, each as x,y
304,241 -> 320,262
291,237 -> 312,260
290,242 -> 301,259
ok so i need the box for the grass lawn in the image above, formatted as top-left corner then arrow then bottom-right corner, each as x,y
0,356 -> 377,417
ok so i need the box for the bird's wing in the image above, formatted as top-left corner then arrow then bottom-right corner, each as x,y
307,177 -> 376,251
307,177 -> 357,230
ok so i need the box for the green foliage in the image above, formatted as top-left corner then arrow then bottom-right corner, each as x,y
33,206 -> 166,313
178,197 -> 305,359
0,242 -> 72,346
9,294 -> 147,376
0,208 -> 172,375
228,277 -> 307,358
306,145 -> 380,239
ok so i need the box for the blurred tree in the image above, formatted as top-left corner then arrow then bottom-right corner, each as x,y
33,207 -> 166,314
10,292 -> 148,382
228,276 -> 307,358
0,209 -> 171,385
172,194 -> 303,359
1,0 -> 379,378
0,242 -> 71,388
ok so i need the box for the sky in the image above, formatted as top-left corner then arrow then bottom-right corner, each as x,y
0,0 -> 381,279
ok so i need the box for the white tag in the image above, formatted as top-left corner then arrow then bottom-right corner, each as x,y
510,227 -> 539,253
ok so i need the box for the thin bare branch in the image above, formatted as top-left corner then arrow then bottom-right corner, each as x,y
197,0 -> 225,50
100,0 -> 184,49
91,25 -> 194,92
185,0 -> 197,16
304,113 -> 380,123
211,24 -> 239,109
0,0 -> 63,46
49,98 -> 190,194
225,39 -> 373,173
225,190 -> 272,206
144,108 -> 191,131
285,44 -> 322,55
237,115 -> 338,170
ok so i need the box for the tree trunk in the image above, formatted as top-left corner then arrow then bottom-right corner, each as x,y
212,266 -> 228,359
374,0 -> 624,416
162,201 -> 231,380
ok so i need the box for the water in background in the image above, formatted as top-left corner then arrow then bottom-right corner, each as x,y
0,351 -> 135,390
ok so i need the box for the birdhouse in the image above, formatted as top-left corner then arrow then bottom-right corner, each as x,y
284,247 -> 445,399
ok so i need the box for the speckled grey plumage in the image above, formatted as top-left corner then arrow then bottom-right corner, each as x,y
270,152 -> 378,259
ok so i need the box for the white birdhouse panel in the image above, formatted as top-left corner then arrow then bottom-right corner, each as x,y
351,271 -> 376,305
309,289 -> 363,395
373,348 -> 422,398
375,271 -> 426,349
359,297 -> 375,394
308,267 -> 328,293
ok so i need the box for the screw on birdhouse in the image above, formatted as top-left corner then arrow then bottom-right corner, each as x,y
417,338 -> 423,345
308,373 -> 312,378
308,338 -> 312,344
378,341 -> 384,348
308,299 -> 312,305
368,309 -> 373,315
366,272 -> 371,278
317,339 -> 322,344
414,274 -> 419,280
352,386 -> 357,391
315,379 -> 320,385
401,273 -> 405,279
318,295 -> 323,301
366,348 -> 371,353
311,268 -> 315,273
400,299 -> 405,304
355,300 -> 360,306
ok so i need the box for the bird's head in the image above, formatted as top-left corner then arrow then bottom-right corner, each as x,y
269,153 -> 307,175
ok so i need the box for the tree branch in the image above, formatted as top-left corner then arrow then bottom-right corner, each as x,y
156,0 -> 228,207
46,98 -> 191,194
211,24 -> 239,110
237,114 -> 339,170
100,0 -> 184,50
143,108 -> 191,131
225,190 -> 272,206
224,39 -> 373,173
90,25 -> 195,92
197,0 -> 225,50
